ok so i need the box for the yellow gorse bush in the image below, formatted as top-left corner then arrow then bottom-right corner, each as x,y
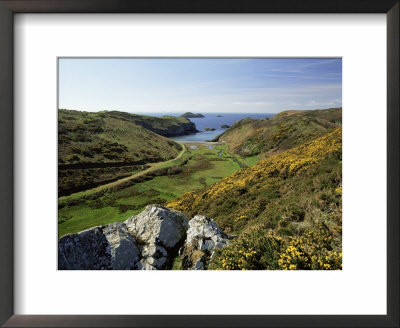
168,127 -> 342,271
211,224 -> 342,270
168,128 -> 342,213
278,226 -> 342,270
210,230 -> 284,270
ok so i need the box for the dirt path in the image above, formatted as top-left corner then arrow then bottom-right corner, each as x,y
60,144 -> 186,200
178,141 -> 223,145
104,144 -> 186,186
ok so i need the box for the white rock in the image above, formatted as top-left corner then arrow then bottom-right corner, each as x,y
102,222 -> 140,270
125,205 -> 189,250
186,215 -> 231,252
58,222 -> 141,270
142,245 -> 168,258
58,227 -> 111,270
182,215 -> 232,270
124,205 -> 189,269
58,206 -> 230,271
141,245 -> 168,269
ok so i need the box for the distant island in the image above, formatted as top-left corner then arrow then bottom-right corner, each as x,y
181,112 -> 205,118
58,108 -> 342,270
57,57 -> 343,272
58,107 -> 343,271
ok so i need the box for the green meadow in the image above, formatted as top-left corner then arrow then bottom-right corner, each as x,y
58,143 -> 243,238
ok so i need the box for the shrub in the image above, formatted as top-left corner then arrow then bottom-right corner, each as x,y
210,222 -> 341,270
277,227 -> 293,236
67,154 -> 80,162
278,225 -> 342,270
209,228 -> 284,270
285,205 -> 305,222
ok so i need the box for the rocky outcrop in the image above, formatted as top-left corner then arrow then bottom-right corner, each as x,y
103,222 -> 141,270
181,216 -> 232,270
58,227 -> 111,270
125,205 -> 189,270
58,222 -> 140,270
186,216 -> 232,250
58,205 -> 231,270
151,121 -> 197,137
203,128 -> 216,131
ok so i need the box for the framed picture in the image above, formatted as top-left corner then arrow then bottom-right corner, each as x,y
1,0 -> 398,327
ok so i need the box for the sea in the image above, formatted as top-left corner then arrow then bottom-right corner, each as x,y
146,112 -> 275,142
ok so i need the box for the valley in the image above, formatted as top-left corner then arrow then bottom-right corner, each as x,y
58,140 -> 244,238
58,107 -> 342,271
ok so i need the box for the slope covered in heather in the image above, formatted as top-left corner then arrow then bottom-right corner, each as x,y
213,107 -> 341,159
167,128 -> 342,269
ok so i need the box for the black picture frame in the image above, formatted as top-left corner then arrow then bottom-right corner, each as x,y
0,1 -> 398,327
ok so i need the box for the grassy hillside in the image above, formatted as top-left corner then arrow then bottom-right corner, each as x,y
58,143 -> 242,237
59,109 -> 184,164
168,128 -> 342,270
214,108 -> 341,161
58,108 -> 342,270
105,111 -> 197,137
58,109 -> 183,196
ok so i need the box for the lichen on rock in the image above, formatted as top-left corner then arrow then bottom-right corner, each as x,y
58,222 -> 140,270
124,205 -> 189,269
181,215 -> 232,270
58,205 -> 231,270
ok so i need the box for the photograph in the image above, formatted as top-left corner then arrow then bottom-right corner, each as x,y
1,0 -> 397,325
57,58 -> 342,271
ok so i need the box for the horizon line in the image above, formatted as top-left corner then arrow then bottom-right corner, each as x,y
57,107 -> 342,114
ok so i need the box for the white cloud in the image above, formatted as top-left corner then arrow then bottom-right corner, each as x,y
305,99 -> 341,108
258,74 -> 339,80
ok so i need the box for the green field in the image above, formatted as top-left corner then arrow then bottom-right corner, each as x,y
58,143 -> 242,238
58,109 -> 188,196
169,129 -> 343,270
57,108 -> 342,271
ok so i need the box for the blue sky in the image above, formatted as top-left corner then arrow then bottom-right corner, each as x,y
58,58 -> 342,114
